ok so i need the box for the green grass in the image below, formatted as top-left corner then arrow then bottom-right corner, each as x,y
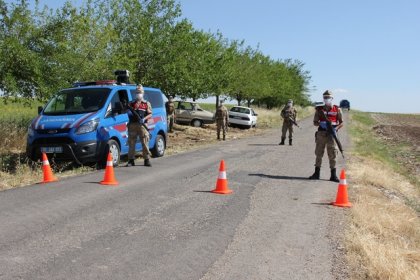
0,99 -> 43,154
350,111 -> 389,161
349,110 -> 419,188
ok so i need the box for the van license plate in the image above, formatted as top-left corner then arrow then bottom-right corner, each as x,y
41,147 -> 63,153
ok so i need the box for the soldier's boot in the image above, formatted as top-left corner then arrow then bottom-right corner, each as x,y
330,168 -> 339,182
309,167 -> 321,180
125,159 -> 135,167
144,159 -> 152,167
289,139 -> 292,146
279,137 -> 285,145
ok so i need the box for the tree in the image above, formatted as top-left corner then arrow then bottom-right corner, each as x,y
0,0 -> 312,108
0,0 -> 42,101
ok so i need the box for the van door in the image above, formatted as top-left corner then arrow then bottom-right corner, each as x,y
102,90 -> 130,155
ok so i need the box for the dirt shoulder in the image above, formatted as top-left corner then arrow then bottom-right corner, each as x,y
166,123 -> 268,155
371,113 -> 420,182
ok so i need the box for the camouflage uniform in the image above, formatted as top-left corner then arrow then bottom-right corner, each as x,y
280,105 -> 297,145
127,100 -> 152,164
215,104 -> 229,140
309,90 -> 343,182
165,98 -> 175,132
312,107 -> 343,169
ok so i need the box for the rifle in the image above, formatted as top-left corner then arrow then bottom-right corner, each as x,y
289,117 -> 301,128
127,106 -> 151,137
318,109 -> 344,158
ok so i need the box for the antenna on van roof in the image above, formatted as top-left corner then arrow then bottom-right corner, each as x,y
114,70 -> 130,84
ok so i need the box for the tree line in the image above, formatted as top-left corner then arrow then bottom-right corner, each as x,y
0,0 -> 312,108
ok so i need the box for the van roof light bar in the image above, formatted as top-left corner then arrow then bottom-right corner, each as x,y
114,70 -> 130,84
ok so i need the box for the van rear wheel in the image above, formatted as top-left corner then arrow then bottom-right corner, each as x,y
152,134 -> 165,157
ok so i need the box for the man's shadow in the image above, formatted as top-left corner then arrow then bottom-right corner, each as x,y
249,173 -> 330,181
249,173 -> 309,180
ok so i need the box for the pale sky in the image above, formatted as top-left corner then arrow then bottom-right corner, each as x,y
33,0 -> 420,113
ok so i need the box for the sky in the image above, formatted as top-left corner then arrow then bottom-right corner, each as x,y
34,0 -> 420,113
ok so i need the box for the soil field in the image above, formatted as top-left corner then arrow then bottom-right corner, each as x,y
371,113 -> 420,179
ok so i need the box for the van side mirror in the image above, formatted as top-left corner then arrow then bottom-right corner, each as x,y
38,106 -> 43,114
113,102 -> 123,115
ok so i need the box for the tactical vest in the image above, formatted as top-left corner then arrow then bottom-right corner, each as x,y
129,101 -> 150,123
318,105 -> 339,126
282,107 -> 296,119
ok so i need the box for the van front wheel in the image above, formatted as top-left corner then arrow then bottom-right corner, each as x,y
106,139 -> 120,167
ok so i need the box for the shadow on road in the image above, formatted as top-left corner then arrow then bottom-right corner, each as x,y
248,144 -> 279,146
193,190 -> 214,194
249,173 -> 309,181
311,202 -> 333,206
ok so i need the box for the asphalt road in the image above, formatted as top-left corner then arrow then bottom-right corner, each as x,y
0,113 -> 349,280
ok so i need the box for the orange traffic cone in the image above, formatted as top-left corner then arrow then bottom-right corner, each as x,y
40,152 -> 58,183
212,160 -> 232,194
332,169 -> 352,207
100,152 -> 118,185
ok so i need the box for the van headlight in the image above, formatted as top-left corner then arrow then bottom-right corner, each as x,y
76,119 -> 99,134
28,126 -> 34,137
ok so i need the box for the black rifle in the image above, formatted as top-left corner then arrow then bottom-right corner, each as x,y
318,109 -> 344,158
127,106 -> 151,137
288,117 -> 301,128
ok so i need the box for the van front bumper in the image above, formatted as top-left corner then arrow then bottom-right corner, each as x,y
27,137 -> 107,164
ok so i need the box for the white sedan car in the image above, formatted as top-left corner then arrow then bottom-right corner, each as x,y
228,106 -> 258,129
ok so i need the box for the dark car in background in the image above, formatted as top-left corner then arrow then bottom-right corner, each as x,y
339,99 -> 350,110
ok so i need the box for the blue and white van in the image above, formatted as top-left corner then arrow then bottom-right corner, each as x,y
26,80 -> 168,166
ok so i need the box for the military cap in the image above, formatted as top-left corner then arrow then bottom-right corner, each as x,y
136,84 -> 144,94
323,90 -> 333,98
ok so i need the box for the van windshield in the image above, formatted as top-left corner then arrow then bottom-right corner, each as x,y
43,88 -> 110,115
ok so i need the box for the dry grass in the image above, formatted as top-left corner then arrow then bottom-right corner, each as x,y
255,105 -> 314,128
346,127 -> 420,278
0,163 -> 42,191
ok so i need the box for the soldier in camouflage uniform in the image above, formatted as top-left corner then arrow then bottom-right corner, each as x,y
126,85 -> 153,167
279,99 -> 297,146
309,90 -> 343,182
215,100 -> 229,141
165,96 -> 175,132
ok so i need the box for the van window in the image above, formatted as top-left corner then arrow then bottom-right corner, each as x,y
44,88 -> 110,115
105,90 -> 127,116
130,89 -> 163,108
